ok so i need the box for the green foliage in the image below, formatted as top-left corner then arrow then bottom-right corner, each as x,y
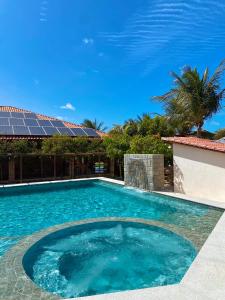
137,114 -> 175,137
214,128 -> 225,140
103,134 -> 172,163
123,119 -> 139,136
103,134 -> 130,159
109,115 -> 175,138
108,125 -> 124,135
42,136 -> 75,154
41,135 -> 105,154
81,119 -> 107,132
70,137 -> 90,153
129,135 -> 173,161
0,140 -> 38,154
154,60 -> 225,136
137,114 -> 152,136
11,140 -> 36,153
0,141 -> 9,154
87,138 -> 106,153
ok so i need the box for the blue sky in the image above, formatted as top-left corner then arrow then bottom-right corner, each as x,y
0,0 -> 225,131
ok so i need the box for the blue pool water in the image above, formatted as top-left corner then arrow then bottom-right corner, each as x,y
0,180 -> 222,257
23,221 -> 196,298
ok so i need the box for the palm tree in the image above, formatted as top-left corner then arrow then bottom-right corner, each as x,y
108,124 -> 124,135
81,119 -> 107,132
123,118 -> 138,136
154,60 -> 225,137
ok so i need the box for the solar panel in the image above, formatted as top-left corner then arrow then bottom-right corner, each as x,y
57,127 -> 73,136
43,127 -> 59,135
0,126 -> 13,135
83,128 -> 100,137
10,112 -> 25,118
0,112 -> 11,117
70,128 -> 87,136
0,118 -> 9,126
24,119 -> 38,126
13,126 -> 30,135
9,118 -> 25,126
50,120 -> 65,127
24,113 -> 37,119
37,119 -> 53,127
29,126 -> 46,136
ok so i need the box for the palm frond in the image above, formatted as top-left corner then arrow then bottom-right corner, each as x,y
209,59 -> 225,86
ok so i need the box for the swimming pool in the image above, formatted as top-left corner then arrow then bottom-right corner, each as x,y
0,179 -> 222,258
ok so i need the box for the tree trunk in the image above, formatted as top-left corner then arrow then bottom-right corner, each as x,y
196,124 -> 202,138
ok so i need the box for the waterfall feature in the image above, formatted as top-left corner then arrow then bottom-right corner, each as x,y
124,154 -> 164,192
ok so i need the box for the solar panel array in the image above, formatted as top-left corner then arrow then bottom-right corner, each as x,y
0,111 -> 100,137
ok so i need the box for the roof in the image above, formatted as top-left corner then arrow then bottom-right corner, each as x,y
0,106 -> 107,139
163,136 -> 225,153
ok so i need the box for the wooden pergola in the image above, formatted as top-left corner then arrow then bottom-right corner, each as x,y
0,153 -> 115,184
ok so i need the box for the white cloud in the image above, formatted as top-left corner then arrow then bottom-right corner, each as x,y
100,0 -> 225,75
60,102 -> 76,111
82,38 -> 94,45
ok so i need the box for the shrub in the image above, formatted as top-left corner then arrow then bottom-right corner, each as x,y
129,135 -> 173,163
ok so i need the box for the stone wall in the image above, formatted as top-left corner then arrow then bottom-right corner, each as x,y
124,154 -> 164,191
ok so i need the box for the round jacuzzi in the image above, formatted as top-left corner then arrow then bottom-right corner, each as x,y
23,220 -> 196,298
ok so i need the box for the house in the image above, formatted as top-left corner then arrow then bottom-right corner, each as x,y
0,106 -> 106,140
0,106 -> 109,183
163,137 -> 225,203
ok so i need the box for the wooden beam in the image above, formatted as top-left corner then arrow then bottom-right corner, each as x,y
20,155 -> 23,183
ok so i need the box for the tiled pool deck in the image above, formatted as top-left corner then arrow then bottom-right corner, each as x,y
0,177 -> 225,300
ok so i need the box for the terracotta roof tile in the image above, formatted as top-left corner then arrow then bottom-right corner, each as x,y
163,136 -> 225,153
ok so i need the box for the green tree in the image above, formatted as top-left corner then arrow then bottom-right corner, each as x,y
108,125 -> 124,135
154,60 -> 225,137
87,139 -> 105,153
164,98 -> 193,135
42,135 -> 77,154
214,128 -> 225,140
136,114 -> 175,137
136,114 -> 152,136
0,141 -> 10,154
123,119 -> 139,136
103,134 -> 130,177
81,119 -> 107,132
129,135 -> 172,163
10,140 -> 28,153
42,135 -> 104,154
0,140 -> 38,154
103,134 -> 130,159
71,137 -> 90,153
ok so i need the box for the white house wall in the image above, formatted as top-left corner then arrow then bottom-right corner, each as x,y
173,143 -> 225,202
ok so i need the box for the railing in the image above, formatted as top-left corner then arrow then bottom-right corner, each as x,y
0,153 -> 117,184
